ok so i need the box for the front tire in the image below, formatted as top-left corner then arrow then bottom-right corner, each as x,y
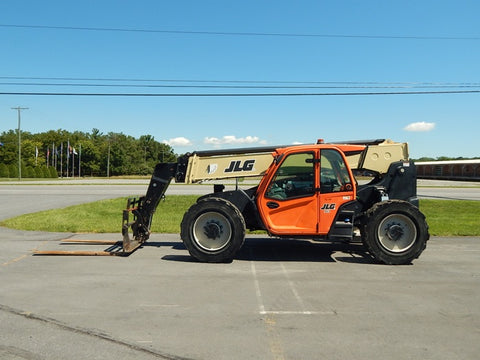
180,198 -> 246,262
362,200 -> 429,265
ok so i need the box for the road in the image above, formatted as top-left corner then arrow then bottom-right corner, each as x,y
0,178 -> 478,221
0,179 -> 479,359
0,181 -> 237,221
417,179 -> 480,201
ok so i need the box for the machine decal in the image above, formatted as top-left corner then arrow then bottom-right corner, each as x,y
207,164 -> 218,174
321,203 -> 336,213
224,159 -> 255,173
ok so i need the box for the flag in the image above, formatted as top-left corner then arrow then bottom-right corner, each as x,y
73,147 -> 78,155
35,146 -> 38,159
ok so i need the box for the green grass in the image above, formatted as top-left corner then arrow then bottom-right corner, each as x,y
0,196 -> 479,236
0,195 -> 198,234
420,199 -> 480,236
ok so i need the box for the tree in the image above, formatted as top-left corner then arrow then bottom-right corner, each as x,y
77,140 -> 101,176
8,164 -> 18,178
34,166 -> 43,178
1,128 -> 178,177
40,165 -> 50,178
0,163 -> 9,177
0,130 -> 18,164
48,166 -> 58,178
90,128 -> 103,140
22,139 -> 43,167
24,166 -> 35,178
107,133 -> 143,175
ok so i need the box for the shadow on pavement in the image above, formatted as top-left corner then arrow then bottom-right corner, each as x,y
155,236 -> 374,264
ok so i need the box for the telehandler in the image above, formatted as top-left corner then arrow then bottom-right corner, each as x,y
122,139 -> 429,265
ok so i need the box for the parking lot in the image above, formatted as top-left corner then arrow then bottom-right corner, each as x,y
1,181 -> 479,359
1,228 -> 479,359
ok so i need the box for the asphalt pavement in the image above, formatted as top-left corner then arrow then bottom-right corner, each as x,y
0,178 -> 478,222
0,180 -> 479,359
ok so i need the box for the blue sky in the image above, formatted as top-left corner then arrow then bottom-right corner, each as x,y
0,0 -> 479,158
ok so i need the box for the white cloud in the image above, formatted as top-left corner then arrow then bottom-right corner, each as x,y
204,135 -> 266,146
162,137 -> 192,147
404,121 -> 436,132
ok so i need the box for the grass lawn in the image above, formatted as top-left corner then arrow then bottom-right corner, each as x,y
0,195 -> 198,234
420,199 -> 480,236
0,196 -> 479,236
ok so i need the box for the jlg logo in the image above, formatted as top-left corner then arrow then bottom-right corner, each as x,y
321,203 -> 336,212
224,160 -> 255,173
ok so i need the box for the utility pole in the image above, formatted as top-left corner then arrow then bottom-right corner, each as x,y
11,106 -> 28,180
106,143 -> 110,177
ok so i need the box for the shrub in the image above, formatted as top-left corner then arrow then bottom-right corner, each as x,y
0,163 -> 9,177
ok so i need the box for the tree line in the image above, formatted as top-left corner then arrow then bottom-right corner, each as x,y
413,156 -> 479,162
0,128 -> 176,178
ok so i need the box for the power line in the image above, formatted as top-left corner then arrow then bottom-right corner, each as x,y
1,90 -> 479,97
0,76 -> 430,84
0,76 -> 400,84
1,77 -> 479,88
1,81 -> 480,90
1,24 -> 479,41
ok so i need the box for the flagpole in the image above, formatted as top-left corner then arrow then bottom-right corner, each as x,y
78,144 -> 81,178
66,140 -> 69,178
60,142 -> 63,178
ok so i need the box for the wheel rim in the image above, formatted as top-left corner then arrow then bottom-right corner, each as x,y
192,211 -> 232,252
377,213 -> 417,253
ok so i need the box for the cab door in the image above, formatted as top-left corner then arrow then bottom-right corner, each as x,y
257,148 -> 356,237
257,151 -> 319,235
317,149 -> 356,234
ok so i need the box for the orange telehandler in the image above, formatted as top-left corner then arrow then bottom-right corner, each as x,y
122,139 -> 429,265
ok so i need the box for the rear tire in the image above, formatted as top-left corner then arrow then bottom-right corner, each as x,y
180,198 -> 246,262
361,200 -> 429,265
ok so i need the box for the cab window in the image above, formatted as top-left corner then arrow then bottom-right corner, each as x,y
320,149 -> 353,193
266,153 -> 315,200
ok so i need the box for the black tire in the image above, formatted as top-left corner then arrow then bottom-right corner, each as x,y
180,197 -> 246,263
361,200 -> 429,265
